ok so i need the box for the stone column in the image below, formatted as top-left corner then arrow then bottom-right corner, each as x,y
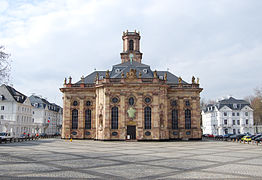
137,93 -> 143,140
178,97 -> 185,138
103,91 -> 110,140
78,98 -> 85,139
119,94 -> 126,139
62,94 -> 71,139
152,92 -> 160,139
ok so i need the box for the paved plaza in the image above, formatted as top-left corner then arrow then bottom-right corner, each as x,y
0,139 -> 262,179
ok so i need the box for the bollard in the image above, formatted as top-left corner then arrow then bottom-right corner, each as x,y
257,141 -> 259,146
248,141 -> 249,144
70,138 -> 72,142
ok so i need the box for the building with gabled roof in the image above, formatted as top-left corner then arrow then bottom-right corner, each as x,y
60,31 -> 203,140
29,95 -> 63,135
0,84 -> 33,137
202,97 -> 254,135
0,84 -> 63,136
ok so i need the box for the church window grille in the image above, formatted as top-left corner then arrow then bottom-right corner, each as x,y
86,101 -> 91,106
144,97 -> 151,104
172,109 -> 178,129
72,109 -> 78,129
129,97 -> 135,106
144,107 -> 151,129
85,109 -> 91,129
143,69 -> 148,74
73,101 -> 78,106
111,107 -> 118,129
112,97 -> 119,104
129,40 -> 134,51
185,109 -> 191,129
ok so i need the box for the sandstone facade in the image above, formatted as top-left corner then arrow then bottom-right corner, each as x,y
60,31 -> 203,140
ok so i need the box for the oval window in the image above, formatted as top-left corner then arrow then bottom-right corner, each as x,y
112,97 -> 119,104
129,97 -> 135,106
86,101 -> 91,106
73,101 -> 78,106
145,97 -> 151,104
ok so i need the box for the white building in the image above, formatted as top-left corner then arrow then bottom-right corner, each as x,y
0,84 -> 63,136
29,95 -> 62,135
0,84 -> 35,137
202,97 -> 254,135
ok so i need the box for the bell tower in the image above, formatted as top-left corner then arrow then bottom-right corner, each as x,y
120,30 -> 143,63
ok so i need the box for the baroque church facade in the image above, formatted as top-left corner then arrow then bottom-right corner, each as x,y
60,31 -> 203,140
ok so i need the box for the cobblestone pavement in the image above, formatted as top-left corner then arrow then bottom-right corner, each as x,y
1,139 -> 262,179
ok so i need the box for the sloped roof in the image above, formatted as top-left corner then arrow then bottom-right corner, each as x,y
29,95 -> 61,112
217,97 -> 251,110
76,61 -> 187,84
5,85 -> 27,103
203,97 -> 251,112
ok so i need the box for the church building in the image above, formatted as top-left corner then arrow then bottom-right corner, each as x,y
60,31 -> 203,140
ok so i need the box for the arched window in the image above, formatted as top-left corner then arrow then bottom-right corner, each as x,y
144,107 -> 151,129
85,109 -> 91,129
185,109 -> 191,129
72,109 -> 78,129
172,109 -> 178,129
111,107 -> 118,129
129,40 -> 134,51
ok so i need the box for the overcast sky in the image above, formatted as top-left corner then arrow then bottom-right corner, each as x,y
1,0 -> 262,106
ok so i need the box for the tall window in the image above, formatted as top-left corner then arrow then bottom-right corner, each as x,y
172,109 -> 178,129
185,109 -> 191,129
111,107 -> 118,129
85,109 -> 91,129
72,109 -> 78,129
129,40 -> 134,51
144,107 -> 151,129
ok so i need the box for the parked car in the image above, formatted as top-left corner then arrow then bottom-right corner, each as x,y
40,133 -> 47,138
242,135 -> 252,142
0,132 -> 14,141
229,134 -> 237,140
53,132 -> 61,136
223,134 -> 233,139
215,135 -> 223,139
236,134 -> 246,140
255,136 -> 262,143
20,133 -> 29,138
229,134 -> 245,141
252,134 -> 262,140
208,134 -> 214,138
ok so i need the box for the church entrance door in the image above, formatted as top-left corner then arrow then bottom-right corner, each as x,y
127,126 -> 136,140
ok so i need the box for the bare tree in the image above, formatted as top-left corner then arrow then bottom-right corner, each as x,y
246,87 -> 262,125
0,46 -> 11,84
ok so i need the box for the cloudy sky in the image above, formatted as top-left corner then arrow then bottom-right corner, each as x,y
1,0 -> 262,106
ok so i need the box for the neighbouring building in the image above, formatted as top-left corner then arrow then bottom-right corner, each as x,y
0,84 -> 34,137
29,95 -> 63,135
60,30 -> 203,141
202,97 -> 254,135
0,84 -> 63,136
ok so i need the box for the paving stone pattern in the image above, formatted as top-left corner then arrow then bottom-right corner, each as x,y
0,139 -> 262,179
